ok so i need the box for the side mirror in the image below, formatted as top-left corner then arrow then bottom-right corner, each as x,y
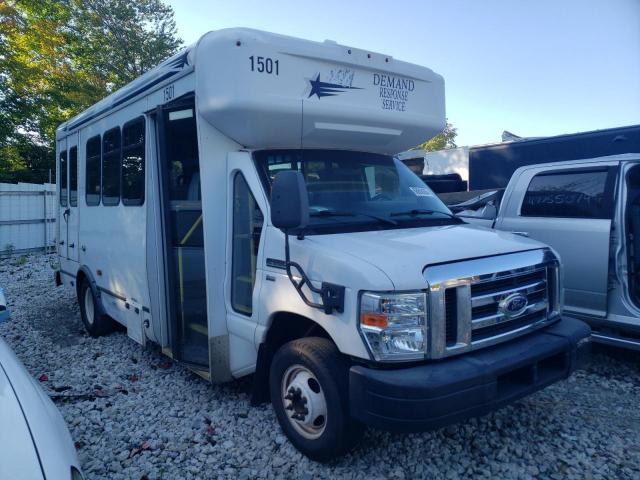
270,170 -> 309,230
480,203 -> 498,220
272,170 -> 344,314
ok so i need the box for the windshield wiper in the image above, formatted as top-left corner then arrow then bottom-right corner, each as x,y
311,210 -> 397,226
389,209 -> 461,221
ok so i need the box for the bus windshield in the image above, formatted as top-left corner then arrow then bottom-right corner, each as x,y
254,149 -> 460,233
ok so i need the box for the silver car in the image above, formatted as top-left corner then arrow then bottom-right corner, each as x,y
456,153 -> 640,350
0,337 -> 83,479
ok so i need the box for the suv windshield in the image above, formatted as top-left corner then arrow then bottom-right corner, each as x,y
254,149 -> 460,233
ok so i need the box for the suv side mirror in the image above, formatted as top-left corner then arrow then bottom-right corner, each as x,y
480,203 -> 498,220
270,170 -> 309,230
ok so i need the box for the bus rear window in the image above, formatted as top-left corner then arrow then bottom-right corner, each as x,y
122,117 -> 145,206
102,127 -> 121,206
69,146 -> 78,207
86,136 -> 101,206
59,150 -> 68,207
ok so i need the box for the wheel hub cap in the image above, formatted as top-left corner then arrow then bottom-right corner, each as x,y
281,366 -> 327,439
84,288 -> 95,325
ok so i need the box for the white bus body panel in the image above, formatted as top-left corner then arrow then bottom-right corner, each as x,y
77,109 -> 148,326
195,29 -> 445,154
55,28 -> 450,380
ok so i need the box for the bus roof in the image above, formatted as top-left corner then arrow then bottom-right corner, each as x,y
58,28 -> 446,154
57,46 -> 194,134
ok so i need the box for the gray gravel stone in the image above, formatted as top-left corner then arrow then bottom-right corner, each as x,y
2,254 -> 640,479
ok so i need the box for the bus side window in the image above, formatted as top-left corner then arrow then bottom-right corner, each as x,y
59,150 -> 68,207
122,117 -> 145,206
86,136 -> 101,206
102,127 -> 121,206
69,146 -> 78,207
231,173 -> 264,316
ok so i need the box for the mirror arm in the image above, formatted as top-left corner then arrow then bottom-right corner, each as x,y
283,231 -> 345,314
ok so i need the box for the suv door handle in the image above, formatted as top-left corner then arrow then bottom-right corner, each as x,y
59,240 -> 65,245
69,243 -> 75,248
511,231 -> 529,237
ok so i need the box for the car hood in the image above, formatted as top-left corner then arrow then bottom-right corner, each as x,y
0,338 -> 80,479
305,223 -> 547,290
0,359 -> 44,480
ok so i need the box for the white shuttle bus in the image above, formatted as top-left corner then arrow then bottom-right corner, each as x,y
56,28 -> 591,460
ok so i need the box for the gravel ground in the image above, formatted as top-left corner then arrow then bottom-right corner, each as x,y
2,254 -> 640,480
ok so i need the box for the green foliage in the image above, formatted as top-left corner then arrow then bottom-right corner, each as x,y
3,243 -> 16,256
0,0 -> 182,183
0,137 -> 51,183
414,121 -> 458,152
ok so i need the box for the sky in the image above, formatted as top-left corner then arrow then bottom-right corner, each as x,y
166,0 -> 640,147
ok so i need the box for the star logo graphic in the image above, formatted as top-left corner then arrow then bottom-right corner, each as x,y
307,73 -> 362,99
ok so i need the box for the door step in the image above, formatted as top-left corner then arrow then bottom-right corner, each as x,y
188,322 -> 208,336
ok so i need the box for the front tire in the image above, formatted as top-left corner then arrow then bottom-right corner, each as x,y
78,280 -> 114,337
270,337 -> 364,461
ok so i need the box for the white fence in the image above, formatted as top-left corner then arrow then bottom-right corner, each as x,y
0,182 -> 57,255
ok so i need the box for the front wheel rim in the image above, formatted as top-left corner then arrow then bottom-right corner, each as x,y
84,287 -> 95,325
281,364 -> 328,439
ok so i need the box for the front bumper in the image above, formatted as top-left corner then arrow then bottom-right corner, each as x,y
349,316 -> 591,432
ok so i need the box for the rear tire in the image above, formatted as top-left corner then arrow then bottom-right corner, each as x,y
78,280 -> 114,337
270,337 -> 364,461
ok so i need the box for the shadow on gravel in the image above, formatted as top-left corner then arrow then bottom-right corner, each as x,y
593,343 -> 640,364
30,301 -> 85,347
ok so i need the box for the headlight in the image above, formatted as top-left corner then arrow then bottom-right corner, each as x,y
359,291 -> 427,361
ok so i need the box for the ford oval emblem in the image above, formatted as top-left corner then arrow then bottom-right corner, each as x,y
499,293 -> 529,318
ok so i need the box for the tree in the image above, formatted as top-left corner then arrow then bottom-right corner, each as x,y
0,0 -> 182,183
414,120 -> 458,152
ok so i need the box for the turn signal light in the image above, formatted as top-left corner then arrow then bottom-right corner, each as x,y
361,313 -> 388,328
